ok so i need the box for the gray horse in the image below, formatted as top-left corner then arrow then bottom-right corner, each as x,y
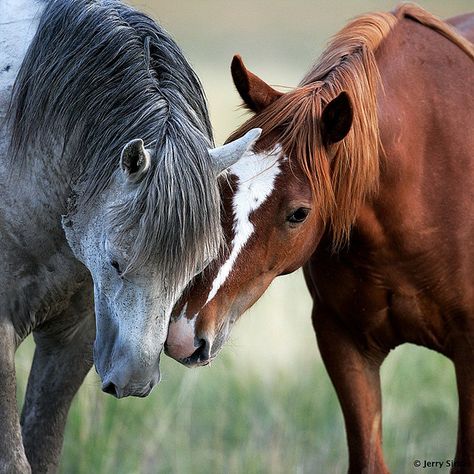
0,0 -> 260,471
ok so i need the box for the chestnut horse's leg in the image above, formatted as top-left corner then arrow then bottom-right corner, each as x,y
453,348 -> 474,473
20,287 -> 94,474
312,306 -> 389,474
0,322 -> 31,473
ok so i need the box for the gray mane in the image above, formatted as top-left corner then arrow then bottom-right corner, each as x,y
7,0 -> 222,291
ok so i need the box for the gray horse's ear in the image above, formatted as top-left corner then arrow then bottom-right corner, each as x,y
120,139 -> 151,181
209,128 -> 262,174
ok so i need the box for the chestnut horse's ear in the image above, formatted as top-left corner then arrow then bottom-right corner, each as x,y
231,54 -> 283,113
320,91 -> 353,145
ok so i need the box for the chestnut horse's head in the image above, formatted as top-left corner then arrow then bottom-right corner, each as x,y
166,53 -> 379,365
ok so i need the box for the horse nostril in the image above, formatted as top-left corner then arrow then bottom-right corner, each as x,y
184,335 -> 211,366
197,337 -> 209,358
102,381 -> 119,398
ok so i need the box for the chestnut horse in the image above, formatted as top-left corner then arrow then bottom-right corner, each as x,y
166,4 -> 474,473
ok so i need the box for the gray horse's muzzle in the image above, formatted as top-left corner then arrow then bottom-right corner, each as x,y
92,297 -> 165,398
93,337 -> 162,398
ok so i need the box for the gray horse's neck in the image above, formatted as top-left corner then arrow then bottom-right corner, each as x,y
0,0 -> 72,253
1,142 -> 73,235
0,138 -> 90,341
0,1 -> 89,340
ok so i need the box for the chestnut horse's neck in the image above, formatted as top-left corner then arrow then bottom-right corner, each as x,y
300,2 -> 474,248
307,6 -> 474,362
315,8 -> 474,306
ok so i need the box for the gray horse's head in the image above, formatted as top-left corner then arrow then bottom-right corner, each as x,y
62,130 -> 261,398
7,0 -> 261,397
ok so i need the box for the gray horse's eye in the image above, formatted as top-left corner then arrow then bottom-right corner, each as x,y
110,260 -> 122,275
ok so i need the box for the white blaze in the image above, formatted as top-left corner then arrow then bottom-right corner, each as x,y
205,145 -> 283,304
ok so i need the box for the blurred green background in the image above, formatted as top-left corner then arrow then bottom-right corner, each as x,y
15,1 -> 472,472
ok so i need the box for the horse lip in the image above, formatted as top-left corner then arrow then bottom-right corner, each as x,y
198,356 -> 215,367
180,354 -> 216,368
196,355 -> 215,367
132,383 -> 155,398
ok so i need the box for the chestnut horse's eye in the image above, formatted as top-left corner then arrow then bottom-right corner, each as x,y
287,207 -> 310,224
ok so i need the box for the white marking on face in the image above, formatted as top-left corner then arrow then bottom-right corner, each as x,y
205,145 -> 283,304
167,304 -> 199,359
